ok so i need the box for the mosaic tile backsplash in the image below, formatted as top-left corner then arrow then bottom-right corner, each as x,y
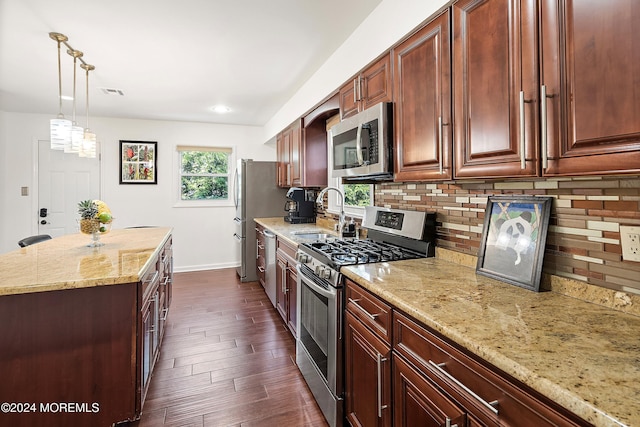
374,176 -> 640,294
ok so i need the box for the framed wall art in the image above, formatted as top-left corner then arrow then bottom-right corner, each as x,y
120,140 -> 157,184
476,195 -> 553,292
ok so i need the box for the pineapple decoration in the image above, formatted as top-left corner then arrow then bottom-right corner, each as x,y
77,200 -> 113,246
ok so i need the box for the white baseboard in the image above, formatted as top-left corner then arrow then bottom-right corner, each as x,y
174,262 -> 239,273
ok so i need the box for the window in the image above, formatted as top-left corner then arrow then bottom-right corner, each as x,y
343,183 -> 371,207
176,145 -> 234,206
327,180 -> 373,218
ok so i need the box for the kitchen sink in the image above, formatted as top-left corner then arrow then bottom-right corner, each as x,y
291,231 -> 332,240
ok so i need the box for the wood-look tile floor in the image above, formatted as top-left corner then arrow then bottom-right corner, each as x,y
129,268 -> 329,427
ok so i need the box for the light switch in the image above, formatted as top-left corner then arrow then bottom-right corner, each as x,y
21,186 -> 28,196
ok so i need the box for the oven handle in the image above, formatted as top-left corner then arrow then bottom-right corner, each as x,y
296,264 -> 337,299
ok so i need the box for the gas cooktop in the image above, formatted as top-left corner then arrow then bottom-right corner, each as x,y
302,238 -> 426,267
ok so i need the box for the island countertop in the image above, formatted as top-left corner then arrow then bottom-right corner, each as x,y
342,257 -> 640,427
0,227 -> 173,296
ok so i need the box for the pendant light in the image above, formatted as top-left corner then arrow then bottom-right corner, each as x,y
65,48 -> 84,154
79,63 -> 97,158
49,32 -> 71,150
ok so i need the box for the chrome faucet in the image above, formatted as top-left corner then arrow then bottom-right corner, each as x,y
316,187 -> 345,237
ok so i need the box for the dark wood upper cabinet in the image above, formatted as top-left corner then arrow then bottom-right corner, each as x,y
452,0 -> 640,179
340,53 -> 393,119
393,9 -> 452,182
540,0 -> 640,176
452,0 -> 540,179
276,119 -> 301,188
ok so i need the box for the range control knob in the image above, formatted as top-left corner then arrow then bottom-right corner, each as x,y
296,252 -> 310,263
319,267 -> 332,280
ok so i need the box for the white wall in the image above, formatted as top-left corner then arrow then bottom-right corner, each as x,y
0,111 -> 275,271
262,0 -> 448,141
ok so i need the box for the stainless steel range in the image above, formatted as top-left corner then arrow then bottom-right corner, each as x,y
295,206 -> 436,427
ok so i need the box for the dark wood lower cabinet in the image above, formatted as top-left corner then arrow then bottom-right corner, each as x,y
0,283 -> 138,427
275,238 -> 297,337
345,310 -> 392,427
344,279 -> 591,427
393,353 -> 466,427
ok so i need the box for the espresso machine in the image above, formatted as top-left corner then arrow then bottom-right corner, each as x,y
284,188 -> 316,224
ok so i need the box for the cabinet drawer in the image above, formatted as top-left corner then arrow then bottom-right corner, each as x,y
140,261 -> 160,301
393,352 -> 466,427
393,311 -> 588,427
346,279 -> 392,345
276,238 -> 296,258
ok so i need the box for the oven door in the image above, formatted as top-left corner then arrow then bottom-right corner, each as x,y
296,264 -> 343,426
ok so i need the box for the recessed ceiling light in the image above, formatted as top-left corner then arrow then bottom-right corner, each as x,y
211,105 -> 231,114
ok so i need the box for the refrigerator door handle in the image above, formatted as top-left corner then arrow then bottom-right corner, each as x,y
233,167 -> 239,209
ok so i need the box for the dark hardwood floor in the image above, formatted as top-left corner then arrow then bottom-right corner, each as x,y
130,268 -> 328,427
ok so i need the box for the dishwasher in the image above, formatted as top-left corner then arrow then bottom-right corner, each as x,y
263,229 -> 277,308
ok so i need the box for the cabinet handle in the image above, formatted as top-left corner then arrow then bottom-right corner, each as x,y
143,270 -> 159,286
257,266 -> 265,273
438,116 -> 444,174
429,360 -> 499,415
519,90 -> 526,169
348,297 -> 379,321
353,78 -> 358,103
540,85 -> 549,170
445,417 -> 458,427
377,353 -> 388,418
161,308 -> 169,321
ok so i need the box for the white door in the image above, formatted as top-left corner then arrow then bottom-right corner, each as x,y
38,140 -> 101,237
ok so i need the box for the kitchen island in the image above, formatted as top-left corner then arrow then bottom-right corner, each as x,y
0,227 -> 173,427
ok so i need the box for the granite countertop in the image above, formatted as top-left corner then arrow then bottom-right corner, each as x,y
0,227 -> 172,296
342,258 -> 639,427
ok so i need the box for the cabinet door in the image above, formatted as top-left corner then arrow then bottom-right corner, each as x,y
345,310 -> 392,427
453,0 -> 539,178
340,78 -> 360,119
540,0 -> 640,175
275,252 -> 287,323
276,132 -> 287,187
286,264 -> 297,338
394,354 -> 467,427
361,54 -> 393,111
290,120 -> 302,186
140,298 -> 153,401
394,10 -> 452,181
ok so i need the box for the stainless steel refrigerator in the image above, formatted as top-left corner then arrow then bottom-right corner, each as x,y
233,159 -> 288,282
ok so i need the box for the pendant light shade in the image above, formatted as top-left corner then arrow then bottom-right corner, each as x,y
80,63 -> 97,158
50,117 -> 72,150
49,32 -> 71,150
65,49 -> 83,154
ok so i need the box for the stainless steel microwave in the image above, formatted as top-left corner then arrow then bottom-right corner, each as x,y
329,102 -> 393,181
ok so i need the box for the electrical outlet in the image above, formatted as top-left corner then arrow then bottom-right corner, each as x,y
620,225 -> 640,262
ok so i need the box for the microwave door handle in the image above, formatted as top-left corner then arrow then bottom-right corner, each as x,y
355,124 -> 364,166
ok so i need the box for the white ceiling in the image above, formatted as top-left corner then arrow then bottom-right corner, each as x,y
0,0 -> 383,126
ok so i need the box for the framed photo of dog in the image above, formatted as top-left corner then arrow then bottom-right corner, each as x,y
476,195 -> 553,292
